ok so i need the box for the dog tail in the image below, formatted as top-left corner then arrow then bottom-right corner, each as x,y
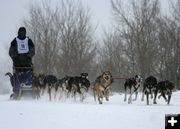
5,72 -> 13,78
5,72 -> 14,87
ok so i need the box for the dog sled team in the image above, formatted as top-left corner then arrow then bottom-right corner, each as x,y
6,69 -> 175,105
6,27 -> 175,105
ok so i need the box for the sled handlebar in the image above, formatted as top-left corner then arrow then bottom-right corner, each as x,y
13,66 -> 33,69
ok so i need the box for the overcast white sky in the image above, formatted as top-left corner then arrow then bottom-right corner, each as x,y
0,0 -> 171,48
0,0 -> 112,46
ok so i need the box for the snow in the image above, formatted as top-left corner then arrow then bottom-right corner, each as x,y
0,92 -> 180,129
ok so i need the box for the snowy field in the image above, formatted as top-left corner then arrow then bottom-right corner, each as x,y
0,91 -> 180,129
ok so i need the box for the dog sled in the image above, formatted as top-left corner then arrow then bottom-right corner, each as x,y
10,66 -> 34,100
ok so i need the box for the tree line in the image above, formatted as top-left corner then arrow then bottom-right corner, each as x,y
23,0 -> 180,90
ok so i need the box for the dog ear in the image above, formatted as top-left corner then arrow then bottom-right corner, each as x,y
135,75 -> 138,78
107,71 -> 111,75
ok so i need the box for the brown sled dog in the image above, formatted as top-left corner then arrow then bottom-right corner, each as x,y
93,71 -> 113,104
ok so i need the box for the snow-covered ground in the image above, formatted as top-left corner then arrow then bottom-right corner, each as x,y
0,91 -> 180,129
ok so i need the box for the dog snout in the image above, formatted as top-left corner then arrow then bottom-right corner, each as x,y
105,76 -> 109,80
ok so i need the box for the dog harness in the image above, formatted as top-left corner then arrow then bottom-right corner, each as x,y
100,84 -> 110,91
16,37 -> 29,54
134,84 -> 140,92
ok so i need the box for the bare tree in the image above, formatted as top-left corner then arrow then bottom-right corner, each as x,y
54,0 -> 97,77
98,31 -> 129,91
156,0 -> 180,89
110,0 -> 160,77
24,1 -> 60,74
99,31 -> 128,76
23,0 -> 97,78
108,0 -> 180,90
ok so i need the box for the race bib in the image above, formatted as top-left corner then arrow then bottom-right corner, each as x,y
16,37 -> 29,54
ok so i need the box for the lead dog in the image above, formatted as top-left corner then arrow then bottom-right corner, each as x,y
93,71 -> 113,104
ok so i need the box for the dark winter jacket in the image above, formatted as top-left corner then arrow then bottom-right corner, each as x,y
9,37 -> 35,67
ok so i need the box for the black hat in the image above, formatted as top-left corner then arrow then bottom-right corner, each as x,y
18,27 -> 26,40
18,27 -> 26,34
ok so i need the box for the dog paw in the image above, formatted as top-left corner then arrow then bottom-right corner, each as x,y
99,102 -> 102,104
128,100 -> 132,104
10,93 -> 18,100
128,101 -> 132,104
153,101 -> 157,104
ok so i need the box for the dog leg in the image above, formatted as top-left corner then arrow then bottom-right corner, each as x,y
93,86 -> 97,101
37,87 -> 41,100
80,90 -> 85,102
153,89 -> 158,104
80,93 -> 83,102
141,87 -> 145,101
66,90 -> 70,99
98,91 -> 103,104
32,86 -> 35,99
41,88 -> 44,95
19,89 -> 22,100
34,87 -> 38,100
71,85 -> 76,99
158,94 -> 162,99
61,88 -> 67,101
80,87 -> 85,102
141,92 -> 145,101
72,85 -> 77,101
93,90 -> 97,101
124,88 -> 127,102
146,92 -> 149,105
41,84 -> 47,96
59,87 -> 63,100
133,91 -> 138,101
128,88 -> 132,104
167,91 -> 172,104
150,91 -> 153,99
150,93 -> 153,99
54,86 -> 58,100
73,91 -> 76,101
48,86 -> 52,101
17,84 -> 23,100
161,91 -> 168,102
105,90 -> 109,101
71,90 -> 74,98
36,88 -> 39,100
128,95 -> 132,104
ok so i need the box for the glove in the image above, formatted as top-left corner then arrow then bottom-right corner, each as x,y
19,54 -> 26,60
